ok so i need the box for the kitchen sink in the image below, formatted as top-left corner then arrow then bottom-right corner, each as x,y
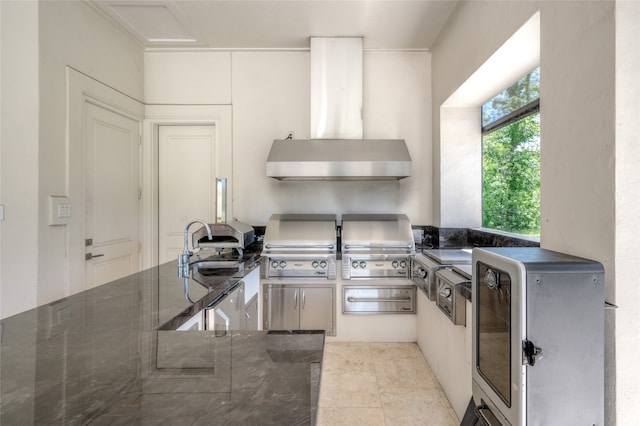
191,258 -> 244,271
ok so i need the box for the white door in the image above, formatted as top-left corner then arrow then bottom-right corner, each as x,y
158,126 -> 216,264
84,102 -> 140,289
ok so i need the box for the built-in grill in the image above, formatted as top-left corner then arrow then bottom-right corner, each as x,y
341,214 -> 416,279
416,249 -> 472,300
261,214 -> 337,279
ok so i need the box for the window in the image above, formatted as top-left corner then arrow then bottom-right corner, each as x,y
482,67 -> 540,236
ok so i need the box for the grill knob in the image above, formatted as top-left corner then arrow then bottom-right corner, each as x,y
352,261 -> 359,269
271,260 -> 279,269
279,260 -> 287,268
320,260 -> 327,268
312,261 -> 319,268
400,261 -> 407,268
392,261 -> 399,268
359,261 -> 367,269
440,287 -> 452,298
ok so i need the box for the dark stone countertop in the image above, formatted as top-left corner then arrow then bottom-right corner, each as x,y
0,242 -> 324,425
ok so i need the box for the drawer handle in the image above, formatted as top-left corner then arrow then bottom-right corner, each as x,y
265,244 -> 335,249
347,296 -> 411,303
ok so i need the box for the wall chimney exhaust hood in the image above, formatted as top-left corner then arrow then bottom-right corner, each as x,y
266,37 -> 412,181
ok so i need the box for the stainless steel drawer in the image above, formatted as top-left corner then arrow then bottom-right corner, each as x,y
343,286 -> 416,314
435,269 -> 467,326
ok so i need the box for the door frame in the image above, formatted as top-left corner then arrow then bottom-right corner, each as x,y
141,105 -> 232,269
67,67 -> 144,295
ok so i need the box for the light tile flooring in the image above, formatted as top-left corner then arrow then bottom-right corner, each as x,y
317,342 -> 459,426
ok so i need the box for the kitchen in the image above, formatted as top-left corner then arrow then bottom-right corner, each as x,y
1,1 -> 639,425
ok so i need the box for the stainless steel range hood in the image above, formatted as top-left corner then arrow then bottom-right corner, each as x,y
267,138 -> 411,180
266,37 -> 412,181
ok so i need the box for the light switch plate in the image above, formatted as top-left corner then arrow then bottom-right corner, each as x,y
49,196 -> 71,226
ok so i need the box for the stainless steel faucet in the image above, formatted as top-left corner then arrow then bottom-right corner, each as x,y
178,220 -> 213,278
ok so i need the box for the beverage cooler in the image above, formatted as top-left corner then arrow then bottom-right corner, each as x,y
465,247 -> 604,426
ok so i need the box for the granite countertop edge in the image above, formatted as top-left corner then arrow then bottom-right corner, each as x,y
158,251 -> 263,330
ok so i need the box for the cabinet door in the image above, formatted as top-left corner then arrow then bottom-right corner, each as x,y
265,287 -> 299,330
300,287 -> 334,334
242,267 -> 260,304
244,294 -> 259,331
208,284 -> 245,332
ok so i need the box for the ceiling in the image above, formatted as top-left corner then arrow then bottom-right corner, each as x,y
88,0 -> 459,50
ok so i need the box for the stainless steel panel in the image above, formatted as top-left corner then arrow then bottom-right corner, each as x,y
471,247 -> 605,426
215,177 -> 227,223
411,253 -> 444,301
341,214 -> 415,253
262,214 -> 337,251
299,287 -> 335,334
265,139 -> 412,181
263,284 -> 336,336
265,256 -> 337,279
343,286 -> 415,314
525,269 -> 604,425
452,263 -> 472,280
310,37 -> 363,139
435,269 -> 467,326
423,249 -> 472,265
342,255 -> 410,279
264,286 -> 299,331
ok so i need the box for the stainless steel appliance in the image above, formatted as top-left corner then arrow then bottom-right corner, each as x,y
435,268 -> 469,326
266,139 -> 412,181
419,249 -> 471,301
192,221 -> 255,252
178,219 -> 255,279
411,253 -> 445,300
261,214 -> 337,279
339,214 -> 417,315
190,221 -> 255,266
261,214 -> 338,335
343,286 -> 416,314
265,37 -> 412,181
341,214 -> 415,279
470,247 -> 604,426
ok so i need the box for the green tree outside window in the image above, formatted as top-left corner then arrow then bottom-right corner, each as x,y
482,68 -> 540,236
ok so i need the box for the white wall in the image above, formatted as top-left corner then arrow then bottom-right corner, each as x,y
431,0 -> 628,423
145,49 -> 432,226
0,1 -> 144,319
0,1 -> 40,319
145,51 -> 231,105
36,1 -> 143,307
614,1 -> 640,424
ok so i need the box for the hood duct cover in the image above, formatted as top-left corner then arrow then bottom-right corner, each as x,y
266,139 -> 411,181
266,37 -> 412,181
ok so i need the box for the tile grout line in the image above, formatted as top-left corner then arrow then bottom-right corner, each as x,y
318,342 -> 459,425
